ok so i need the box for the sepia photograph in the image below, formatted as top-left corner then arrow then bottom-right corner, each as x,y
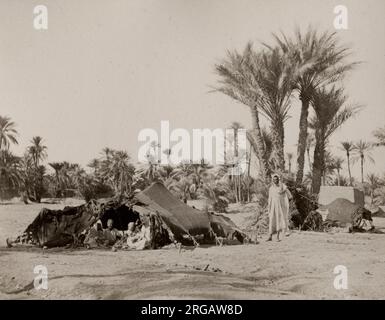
0,0 -> 385,304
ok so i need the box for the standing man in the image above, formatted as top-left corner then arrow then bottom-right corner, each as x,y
267,174 -> 293,241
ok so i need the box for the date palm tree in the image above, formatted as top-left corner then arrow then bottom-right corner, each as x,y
19,153 -> 46,203
309,86 -> 359,193
100,150 -> 135,196
340,141 -> 354,186
49,162 -> 65,197
333,157 -> 344,186
0,150 -> 21,199
248,47 -> 293,171
214,43 -> 293,179
272,26 -> 358,184
214,45 -> 268,180
352,140 -> 375,184
28,136 -> 47,167
306,132 -> 315,172
323,151 -> 337,186
286,152 -> 293,174
230,122 -> 242,202
0,116 -> 18,151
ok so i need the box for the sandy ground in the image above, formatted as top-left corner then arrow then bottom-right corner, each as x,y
0,200 -> 385,300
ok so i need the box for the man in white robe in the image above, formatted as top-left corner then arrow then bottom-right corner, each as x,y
267,174 -> 292,241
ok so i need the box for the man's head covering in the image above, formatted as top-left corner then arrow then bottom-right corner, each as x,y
272,173 -> 280,179
128,222 -> 135,231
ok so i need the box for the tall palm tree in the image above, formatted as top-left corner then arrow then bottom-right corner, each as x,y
340,141 -> 354,186
215,43 -> 294,180
28,136 -> 47,167
0,150 -> 21,199
260,127 -> 274,168
49,162 -> 65,197
306,132 -> 315,172
352,140 -> 375,184
248,47 -> 293,171
286,152 -> 293,173
309,86 -> 359,193
230,122 -> 242,202
0,116 -> 18,151
323,151 -> 337,186
272,26 -> 357,184
333,157 -> 344,186
19,152 -> 46,203
230,122 -> 242,158
100,150 -> 135,196
215,46 -> 268,180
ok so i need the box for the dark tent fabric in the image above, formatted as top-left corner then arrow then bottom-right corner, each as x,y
24,200 -> 101,247
322,198 -> 372,228
208,213 -> 245,243
323,198 -> 359,224
134,182 -> 212,237
12,182 -> 246,248
21,198 -> 169,248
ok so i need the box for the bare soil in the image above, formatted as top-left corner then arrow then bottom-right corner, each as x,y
1,200 -> 384,299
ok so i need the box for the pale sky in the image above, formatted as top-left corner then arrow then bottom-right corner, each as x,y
0,0 -> 384,179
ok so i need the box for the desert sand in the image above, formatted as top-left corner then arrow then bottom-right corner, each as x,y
0,200 -> 384,300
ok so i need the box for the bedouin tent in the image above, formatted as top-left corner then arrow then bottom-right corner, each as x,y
10,182 -> 246,248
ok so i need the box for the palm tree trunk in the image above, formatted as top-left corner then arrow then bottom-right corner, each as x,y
346,152 -> 352,186
296,97 -> 310,185
233,172 -> 239,203
361,155 -> 364,184
311,130 -> 325,194
247,148 -> 251,202
224,137 -> 227,165
233,129 -> 239,158
233,128 -> 239,203
53,170 -> 60,197
307,148 -> 312,172
270,122 -> 285,172
248,106 -> 271,181
238,172 -> 243,202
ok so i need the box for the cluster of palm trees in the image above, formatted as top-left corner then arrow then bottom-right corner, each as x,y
0,116 -> 50,202
1,27 -> 384,207
1,114 -> 384,209
301,137 -> 378,189
0,114 -> 256,209
214,26 -> 360,195
340,140 -> 376,184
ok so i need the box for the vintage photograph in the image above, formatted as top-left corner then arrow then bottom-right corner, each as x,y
0,0 -> 384,300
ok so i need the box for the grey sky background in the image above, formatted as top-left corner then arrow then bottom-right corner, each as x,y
0,0 -> 384,179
